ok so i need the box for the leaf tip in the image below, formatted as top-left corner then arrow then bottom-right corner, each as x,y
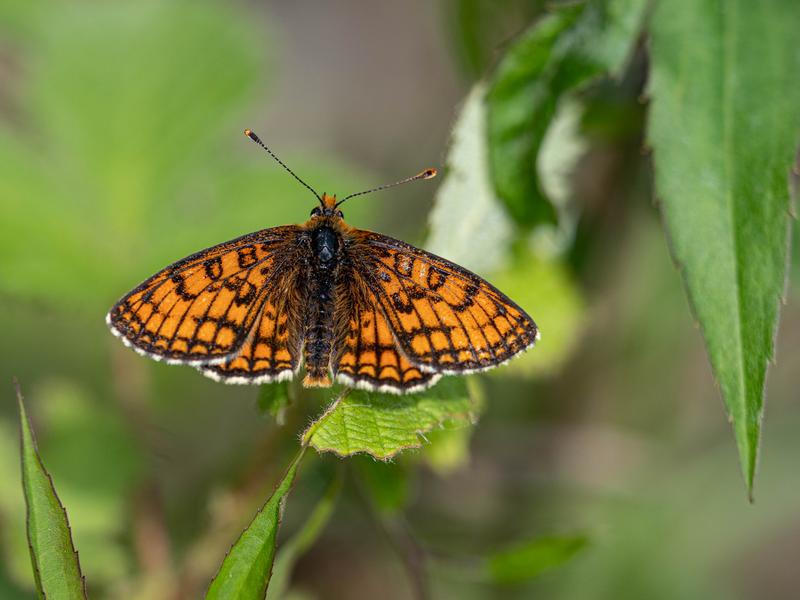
14,377 -> 34,448
13,375 -> 23,411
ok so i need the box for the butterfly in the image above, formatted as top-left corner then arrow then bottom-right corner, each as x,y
106,129 -> 539,393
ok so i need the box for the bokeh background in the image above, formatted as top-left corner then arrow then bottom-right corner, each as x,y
1,1 -> 800,599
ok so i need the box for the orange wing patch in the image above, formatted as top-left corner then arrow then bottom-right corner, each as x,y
107,227 -> 300,365
199,294 -> 302,384
333,303 -> 439,393
357,233 -> 538,374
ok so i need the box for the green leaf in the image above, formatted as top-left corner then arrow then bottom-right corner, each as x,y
487,534 -> 588,584
257,382 -> 291,425
266,472 -> 341,600
16,381 -> 87,599
206,449 -> 305,600
427,83 -> 514,274
647,0 -> 800,495
486,0 -> 647,226
303,378 -> 478,460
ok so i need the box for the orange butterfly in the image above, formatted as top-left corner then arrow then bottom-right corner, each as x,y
107,130 -> 539,393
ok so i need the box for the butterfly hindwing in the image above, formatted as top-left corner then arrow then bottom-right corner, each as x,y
331,280 -> 440,393
352,232 -> 538,375
199,263 -> 305,383
107,226 -> 301,365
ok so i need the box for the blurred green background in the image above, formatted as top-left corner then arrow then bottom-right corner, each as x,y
1,1 -> 800,599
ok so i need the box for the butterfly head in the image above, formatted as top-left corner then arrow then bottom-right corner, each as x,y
310,194 -> 344,219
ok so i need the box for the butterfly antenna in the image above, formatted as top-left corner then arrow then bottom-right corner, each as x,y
244,129 -> 323,205
335,168 -> 437,207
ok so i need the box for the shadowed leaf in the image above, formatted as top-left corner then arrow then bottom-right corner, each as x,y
487,534 -> 589,584
487,0 -> 646,226
257,382 -> 291,425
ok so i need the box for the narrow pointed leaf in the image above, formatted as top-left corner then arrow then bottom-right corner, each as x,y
16,381 -> 87,599
648,0 -> 800,494
487,0 -> 647,226
303,378 -> 477,460
206,449 -> 305,600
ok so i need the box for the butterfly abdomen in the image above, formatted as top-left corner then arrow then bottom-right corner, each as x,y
302,226 -> 342,387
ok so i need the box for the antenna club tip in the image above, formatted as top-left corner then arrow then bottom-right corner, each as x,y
244,128 -> 258,142
421,168 -> 437,179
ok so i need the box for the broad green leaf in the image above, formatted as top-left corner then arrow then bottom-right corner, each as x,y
303,378 -> 477,460
486,0 -> 646,226
647,0 -> 800,495
16,382 -> 87,599
206,449 -> 305,600
487,534 -> 588,584
266,472 -> 341,600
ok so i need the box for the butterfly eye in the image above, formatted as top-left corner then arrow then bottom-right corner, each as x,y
310,207 -> 322,217
336,210 -> 344,218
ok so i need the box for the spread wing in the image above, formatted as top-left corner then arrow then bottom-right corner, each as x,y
106,226 -> 302,366
330,274 -> 440,393
199,264 -> 305,384
350,231 -> 538,375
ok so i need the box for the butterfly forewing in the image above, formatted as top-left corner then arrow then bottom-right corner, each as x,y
107,226 -> 301,365
351,232 -> 538,375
